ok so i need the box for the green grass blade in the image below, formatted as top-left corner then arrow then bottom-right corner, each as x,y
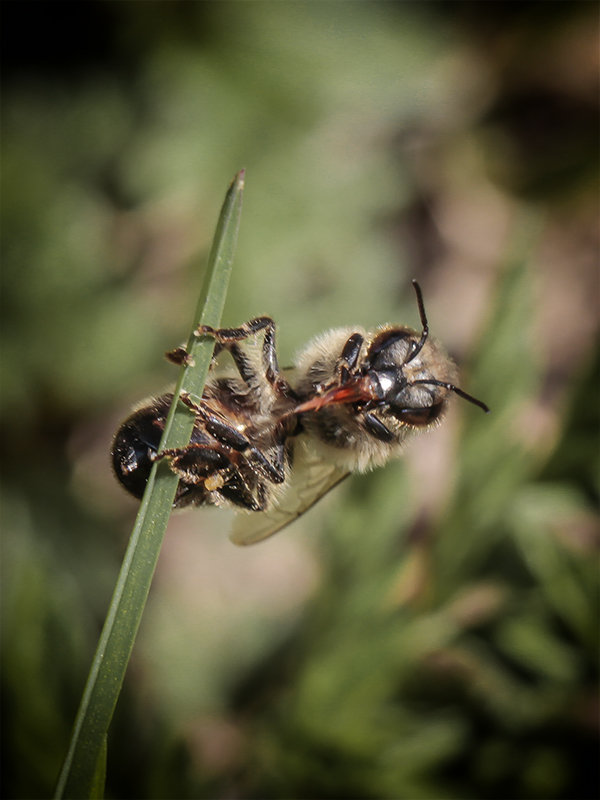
54,169 -> 245,799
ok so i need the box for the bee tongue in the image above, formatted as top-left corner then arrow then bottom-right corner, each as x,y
294,377 -> 373,413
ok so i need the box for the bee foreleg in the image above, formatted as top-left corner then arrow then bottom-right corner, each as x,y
337,333 -> 364,381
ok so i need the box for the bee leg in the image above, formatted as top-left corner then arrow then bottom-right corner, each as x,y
164,346 -> 195,367
158,443 -> 242,504
195,317 -> 298,399
195,318 -> 277,381
252,429 -> 297,487
157,443 -> 233,484
195,316 -> 276,347
336,333 -> 364,383
362,412 -> 395,443
217,472 -> 269,512
247,448 -> 286,484
249,413 -> 299,486
179,393 -> 286,485
159,443 -> 267,511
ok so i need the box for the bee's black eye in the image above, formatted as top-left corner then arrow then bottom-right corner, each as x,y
394,404 -> 444,426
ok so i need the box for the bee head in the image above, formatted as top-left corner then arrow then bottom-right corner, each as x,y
366,282 -> 489,426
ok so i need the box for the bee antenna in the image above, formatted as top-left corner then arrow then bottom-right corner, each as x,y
412,280 -> 428,330
411,378 -> 490,413
407,280 -> 429,363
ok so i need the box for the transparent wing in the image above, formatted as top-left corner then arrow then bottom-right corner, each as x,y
229,443 -> 349,546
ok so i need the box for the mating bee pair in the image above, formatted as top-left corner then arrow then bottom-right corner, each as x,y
112,281 -> 488,544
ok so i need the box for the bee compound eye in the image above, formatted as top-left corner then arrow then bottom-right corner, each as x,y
395,403 -> 444,426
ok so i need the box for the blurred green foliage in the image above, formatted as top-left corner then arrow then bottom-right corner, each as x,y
1,2 -> 597,799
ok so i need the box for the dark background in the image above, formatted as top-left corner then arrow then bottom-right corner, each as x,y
2,2 -> 598,798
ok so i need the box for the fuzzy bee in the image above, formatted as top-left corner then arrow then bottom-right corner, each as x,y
112,281 -> 488,544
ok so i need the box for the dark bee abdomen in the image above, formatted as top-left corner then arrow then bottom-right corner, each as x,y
111,398 -> 173,500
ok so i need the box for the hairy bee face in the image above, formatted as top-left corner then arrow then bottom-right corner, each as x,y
112,282 -> 488,544
291,325 -> 459,473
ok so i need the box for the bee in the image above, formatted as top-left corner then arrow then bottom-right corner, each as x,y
112,281 -> 488,545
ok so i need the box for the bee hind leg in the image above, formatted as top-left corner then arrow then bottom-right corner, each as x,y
218,473 -> 269,512
157,443 -> 232,484
158,442 -> 267,511
178,393 -> 287,485
195,317 -> 297,399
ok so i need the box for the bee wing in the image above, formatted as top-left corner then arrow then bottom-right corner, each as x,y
229,444 -> 349,546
